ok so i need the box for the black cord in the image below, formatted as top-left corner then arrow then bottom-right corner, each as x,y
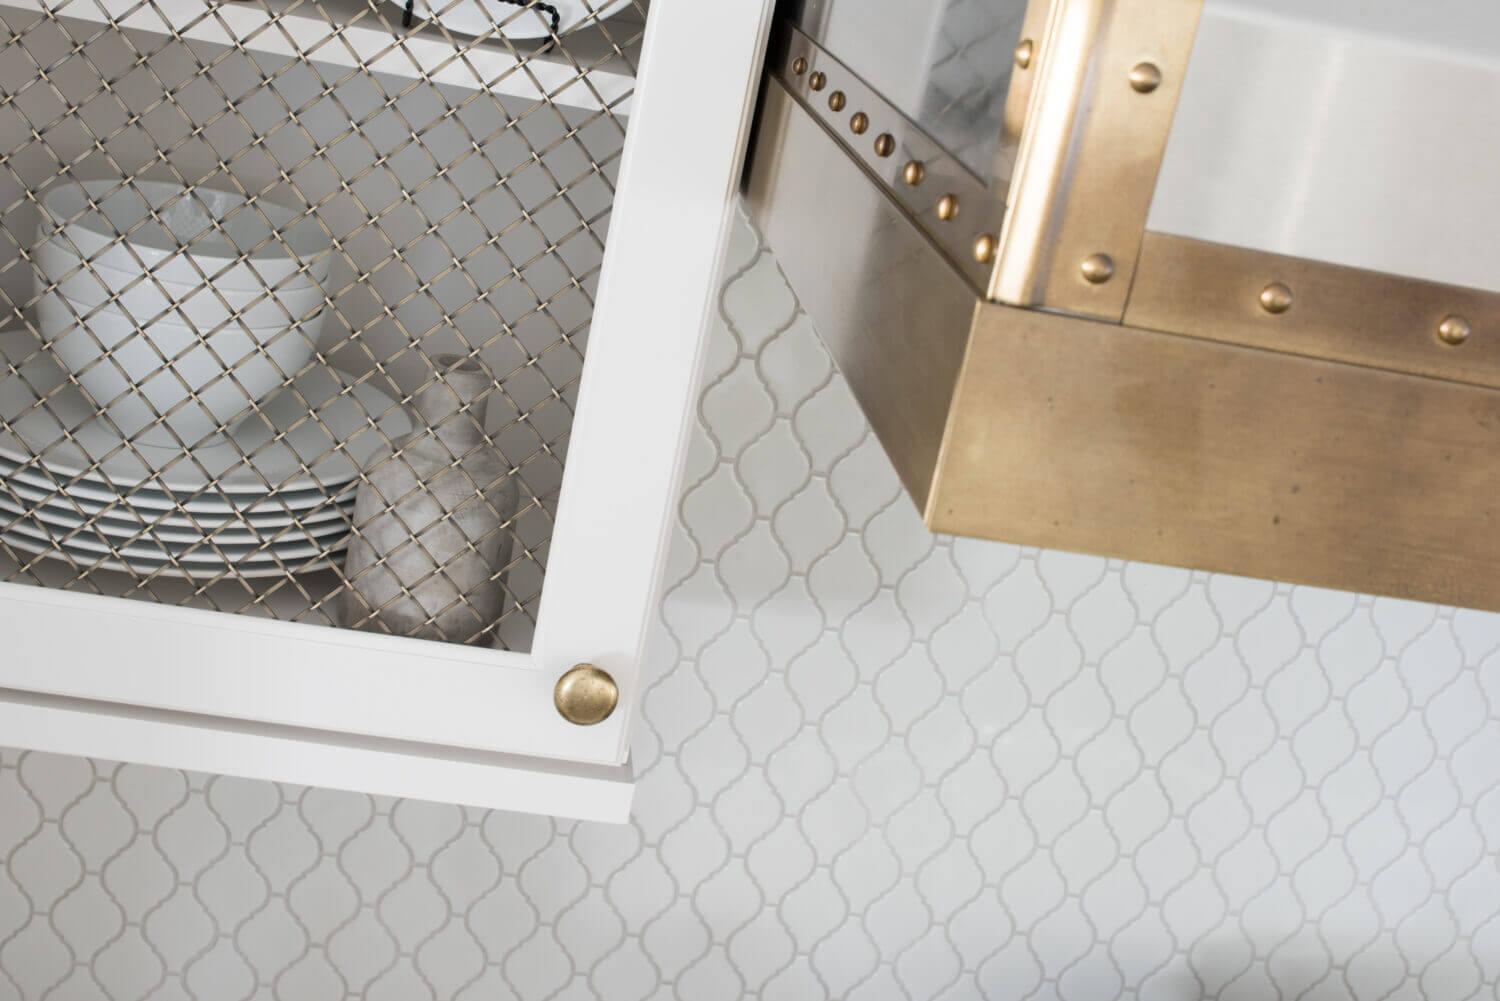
403,0 -> 560,37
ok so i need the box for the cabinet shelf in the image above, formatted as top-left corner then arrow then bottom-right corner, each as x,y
0,0 -> 640,111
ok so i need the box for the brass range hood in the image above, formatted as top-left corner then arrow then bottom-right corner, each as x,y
743,0 -> 1500,611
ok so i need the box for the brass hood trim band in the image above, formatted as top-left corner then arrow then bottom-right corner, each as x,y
1125,233 -> 1500,391
930,303 -> 1500,614
994,0 -> 1205,318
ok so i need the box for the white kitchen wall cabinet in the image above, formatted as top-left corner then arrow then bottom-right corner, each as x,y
0,0 -> 774,821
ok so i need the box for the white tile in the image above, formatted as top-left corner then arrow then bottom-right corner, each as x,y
679,463 -> 755,564
864,501 -> 935,588
850,744 -> 922,825
737,419 -> 810,512
842,591 -> 914,680
898,552 -> 967,638
50,878 -> 122,962
791,380 -> 867,471
1036,549 -> 1109,610
10,825 -> 82,911
744,819 -> 815,904
657,811 -> 731,900
770,480 -> 846,573
807,534 -> 881,625
756,315 -> 831,414
810,918 -> 879,996
726,908 -> 796,993
677,716 -> 749,803
720,252 -> 798,355
827,436 -> 903,529
142,892 -> 215,969
1069,571 -> 1138,662
895,926 -> 962,1001
779,869 -> 847,952
551,888 -> 623,972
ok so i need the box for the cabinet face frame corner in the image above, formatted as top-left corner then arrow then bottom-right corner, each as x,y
0,0 -> 779,817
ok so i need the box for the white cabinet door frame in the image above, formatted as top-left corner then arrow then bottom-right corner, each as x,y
0,0 -> 776,822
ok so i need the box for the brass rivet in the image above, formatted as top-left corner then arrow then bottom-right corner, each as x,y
554,664 -> 619,726
850,111 -> 869,135
792,56 -> 807,76
973,234 -> 996,263
1129,62 -> 1163,93
828,90 -> 846,112
1259,282 -> 1294,314
1438,315 -> 1472,346
1015,39 -> 1034,69
873,133 -> 894,158
902,160 -> 925,185
936,194 -> 959,221
1081,253 -> 1114,284
809,71 -> 826,91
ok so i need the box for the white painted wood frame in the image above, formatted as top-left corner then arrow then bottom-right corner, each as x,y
0,0 -> 776,821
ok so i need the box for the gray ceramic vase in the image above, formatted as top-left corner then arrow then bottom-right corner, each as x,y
340,356 -> 519,645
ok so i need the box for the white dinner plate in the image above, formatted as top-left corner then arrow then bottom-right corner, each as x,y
397,0 -> 629,40
1,528 -> 339,579
0,512 -> 344,578
0,494 -> 351,549
0,458 -> 355,521
0,507 -> 339,563
0,329 -> 412,495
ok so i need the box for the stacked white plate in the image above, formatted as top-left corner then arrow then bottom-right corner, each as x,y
0,329 -> 413,578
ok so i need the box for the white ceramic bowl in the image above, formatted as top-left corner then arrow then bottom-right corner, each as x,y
38,239 -> 323,330
36,180 -> 328,291
32,180 -> 328,444
35,295 -> 317,445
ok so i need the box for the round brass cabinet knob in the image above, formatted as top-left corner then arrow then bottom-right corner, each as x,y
554,664 -> 619,726
1014,39 -> 1034,70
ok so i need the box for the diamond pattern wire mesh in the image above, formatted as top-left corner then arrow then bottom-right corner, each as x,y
0,0 -> 644,648
2,212 -> 1500,1001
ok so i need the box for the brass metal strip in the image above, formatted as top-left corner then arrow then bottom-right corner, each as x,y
1125,232 -> 1500,390
1000,0 -> 1055,145
931,302 -> 1500,613
993,0 -> 1204,319
766,23 -> 1005,293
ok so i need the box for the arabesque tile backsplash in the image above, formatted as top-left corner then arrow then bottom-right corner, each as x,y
3,209 -> 1499,1000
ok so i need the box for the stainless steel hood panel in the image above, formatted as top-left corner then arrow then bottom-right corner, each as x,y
781,0 -> 1027,185
744,75 -> 977,508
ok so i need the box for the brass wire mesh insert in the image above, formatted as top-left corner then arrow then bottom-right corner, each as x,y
0,0 -> 645,649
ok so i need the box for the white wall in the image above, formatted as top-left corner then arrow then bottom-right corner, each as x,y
1,210 -> 1498,1000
